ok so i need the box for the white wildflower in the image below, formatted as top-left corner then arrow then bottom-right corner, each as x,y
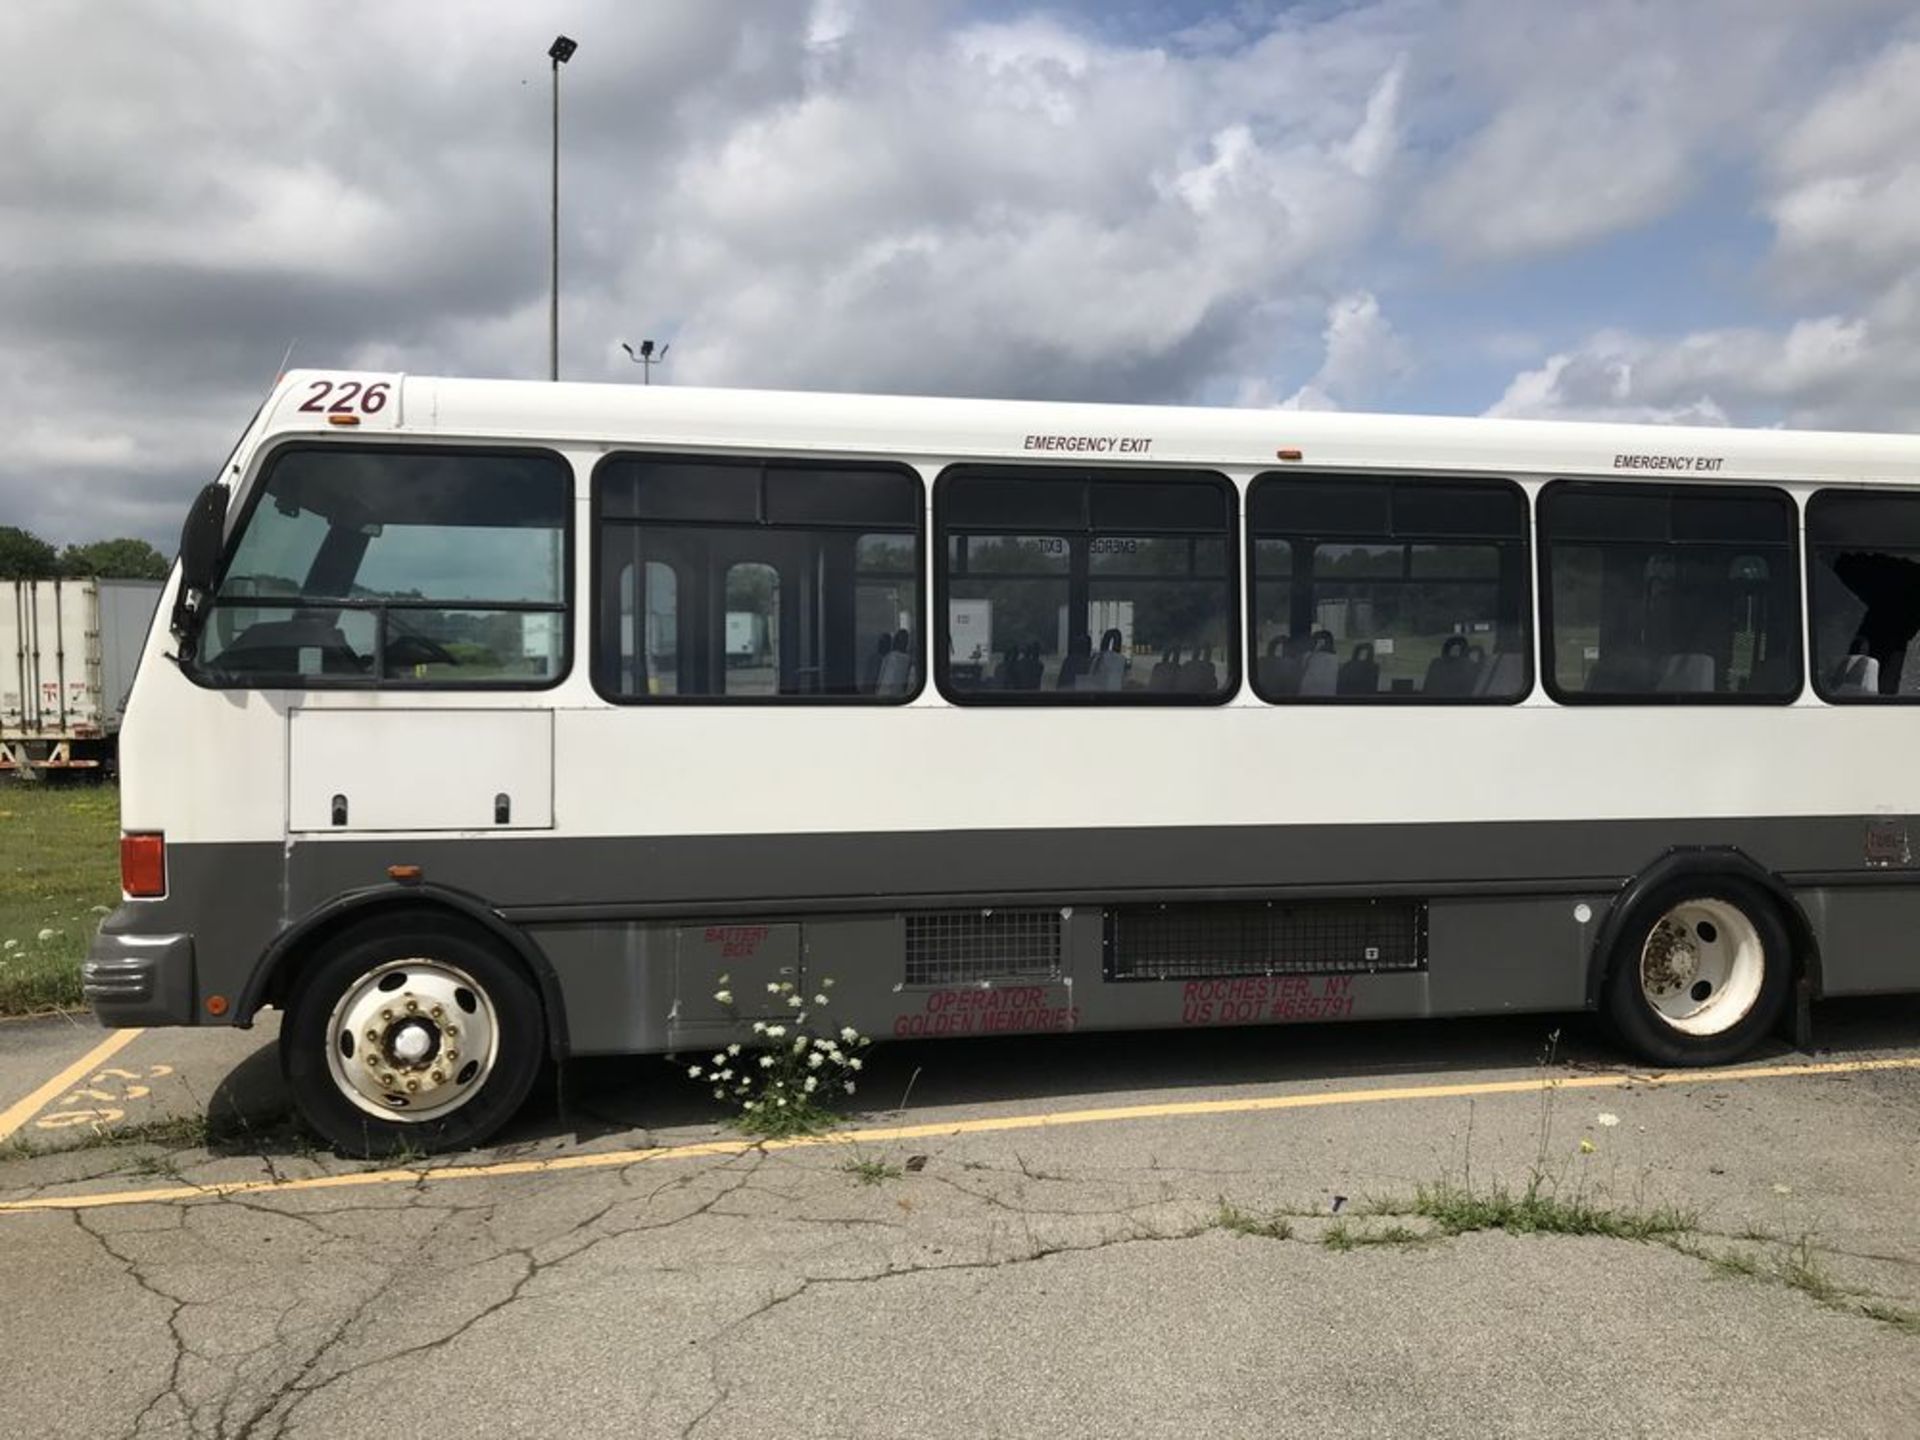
36,928 -> 56,942
813,993 -> 828,1006
807,1051 -> 824,1069
765,1024 -> 786,1039
839,1026 -> 858,1043
848,1057 -> 864,1071
1596,1113 -> 1620,1128
813,1036 -> 833,1050
767,981 -> 782,993
774,1097 -> 787,1108
804,1075 -> 819,1093
687,1065 -> 703,1079
786,992 -> 803,1008
843,1081 -> 856,1094
712,1087 -> 725,1100
718,1069 -> 733,1081
1,939 -> 15,952
823,977 -> 835,987
760,1055 -> 776,1069
751,1020 -> 768,1034
726,1042 -> 742,1056
793,1035 -> 808,1053
713,989 -> 733,1005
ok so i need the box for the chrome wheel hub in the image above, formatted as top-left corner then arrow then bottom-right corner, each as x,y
324,959 -> 499,1122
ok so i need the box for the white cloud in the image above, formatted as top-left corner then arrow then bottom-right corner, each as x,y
1409,0 -> 1907,263
1486,21 -> 1920,433
1255,291 -> 1409,411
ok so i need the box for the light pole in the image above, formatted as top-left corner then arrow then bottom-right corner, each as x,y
621,339 -> 670,384
548,34 -> 577,382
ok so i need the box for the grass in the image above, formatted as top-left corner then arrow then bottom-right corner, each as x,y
0,781 -> 120,1015
1216,1201 -> 1294,1240
1406,1177 -> 1696,1242
840,1156 -> 905,1186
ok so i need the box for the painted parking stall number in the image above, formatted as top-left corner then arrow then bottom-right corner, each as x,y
34,1063 -> 173,1130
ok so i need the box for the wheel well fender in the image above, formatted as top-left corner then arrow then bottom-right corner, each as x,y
239,883 -> 570,1060
1583,846 -> 1820,1008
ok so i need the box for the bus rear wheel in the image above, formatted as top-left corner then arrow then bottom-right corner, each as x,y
281,914 -> 543,1156
1602,877 -> 1790,1068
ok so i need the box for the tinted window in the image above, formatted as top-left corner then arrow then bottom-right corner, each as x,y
594,455 -> 922,702
1807,489 -> 1920,701
1541,482 -> 1799,702
1248,474 -> 1530,702
937,468 -> 1237,702
196,445 -> 569,687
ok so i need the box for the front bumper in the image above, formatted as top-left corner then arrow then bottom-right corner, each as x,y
84,928 -> 197,1026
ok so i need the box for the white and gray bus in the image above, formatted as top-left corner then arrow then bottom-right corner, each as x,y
86,370 -> 1920,1151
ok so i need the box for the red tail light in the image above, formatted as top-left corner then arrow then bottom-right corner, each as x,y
121,833 -> 166,898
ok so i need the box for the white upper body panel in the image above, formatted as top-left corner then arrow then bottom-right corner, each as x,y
250,369 -> 1920,487
116,370 -> 1920,847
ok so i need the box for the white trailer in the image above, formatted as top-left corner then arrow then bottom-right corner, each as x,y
2,578 -> 162,774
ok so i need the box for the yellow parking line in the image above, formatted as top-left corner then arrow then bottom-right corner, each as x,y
0,1027 -> 145,1145
2,1053 -> 1916,1215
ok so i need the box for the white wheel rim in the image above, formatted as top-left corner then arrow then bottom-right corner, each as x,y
1638,898 -> 1766,1037
324,958 -> 500,1122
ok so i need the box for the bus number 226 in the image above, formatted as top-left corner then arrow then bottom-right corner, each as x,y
297,379 -> 391,415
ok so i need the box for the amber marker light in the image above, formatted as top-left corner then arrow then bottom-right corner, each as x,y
326,413 -> 361,426
120,833 -> 167,898
387,864 -> 423,883
205,995 -> 230,1017
1276,447 -> 1304,461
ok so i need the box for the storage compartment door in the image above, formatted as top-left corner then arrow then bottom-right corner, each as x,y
289,708 -> 553,832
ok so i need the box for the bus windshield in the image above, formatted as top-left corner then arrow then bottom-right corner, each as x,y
193,446 -> 570,687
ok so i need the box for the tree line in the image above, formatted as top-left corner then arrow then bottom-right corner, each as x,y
0,526 -> 169,581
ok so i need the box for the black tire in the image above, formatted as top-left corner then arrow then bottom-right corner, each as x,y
1601,875 -> 1791,1068
280,912 -> 544,1156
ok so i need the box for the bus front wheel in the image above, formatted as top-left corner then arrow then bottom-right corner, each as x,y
281,914 -> 544,1156
1602,877 -> 1791,1068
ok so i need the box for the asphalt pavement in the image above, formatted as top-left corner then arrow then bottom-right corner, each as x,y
0,1000 -> 1915,1439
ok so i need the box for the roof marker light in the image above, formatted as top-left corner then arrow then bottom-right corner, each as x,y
326,413 -> 361,427
1276,448 -> 1304,461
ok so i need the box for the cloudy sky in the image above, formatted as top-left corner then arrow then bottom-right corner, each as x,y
5,0 -> 1919,547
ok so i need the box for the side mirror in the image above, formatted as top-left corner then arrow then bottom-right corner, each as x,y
170,482 -> 229,659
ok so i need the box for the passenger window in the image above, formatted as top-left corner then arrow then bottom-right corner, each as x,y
593,455 -> 921,702
936,468 -> 1237,702
194,446 -> 570,688
724,562 -> 781,696
1807,490 -> 1920,701
1540,482 -> 1799,702
1248,475 -> 1530,702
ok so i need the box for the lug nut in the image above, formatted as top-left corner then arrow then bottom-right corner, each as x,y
447,1049 -> 459,1062
381,1009 -> 393,1021
406,1079 -> 419,1092
431,1005 -> 444,1018
381,1073 -> 396,1087
445,1025 -> 458,1038
405,999 -> 418,1013
430,1071 -> 444,1083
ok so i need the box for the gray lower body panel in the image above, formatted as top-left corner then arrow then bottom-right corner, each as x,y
85,815 -> 1920,1052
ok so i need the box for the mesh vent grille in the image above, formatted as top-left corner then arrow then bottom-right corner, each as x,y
1107,900 -> 1424,981
905,909 -> 1063,986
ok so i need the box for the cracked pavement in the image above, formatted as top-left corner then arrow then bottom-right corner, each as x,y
1,999 -> 1916,1439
